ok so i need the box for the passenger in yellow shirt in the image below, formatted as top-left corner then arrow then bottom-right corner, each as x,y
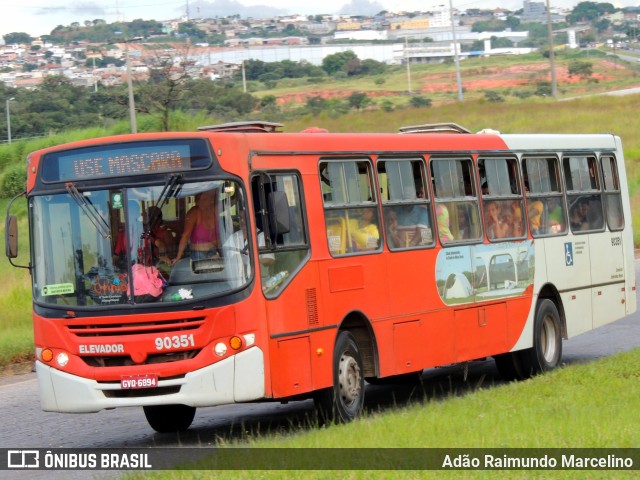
527,199 -> 544,235
348,208 -> 380,251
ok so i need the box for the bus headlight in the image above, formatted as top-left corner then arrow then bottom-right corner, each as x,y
56,352 -> 69,367
214,343 -> 227,357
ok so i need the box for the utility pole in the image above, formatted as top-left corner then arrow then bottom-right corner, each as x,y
92,56 -> 98,93
449,0 -> 463,101
111,35 -> 144,134
6,97 -> 14,144
124,43 -> 137,134
546,0 -> 558,98
405,36 -> 412,94
241,60 -> 246,93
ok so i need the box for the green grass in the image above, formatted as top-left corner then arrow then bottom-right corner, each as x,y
123,348 -> 640,479
0,197 -> 33,365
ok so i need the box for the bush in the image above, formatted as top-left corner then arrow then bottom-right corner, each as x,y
0,149 -> 13,170
484,91 -> 505,103
410,96 -> 432,108
381,100 -> 395,112
1,163 -> 27,197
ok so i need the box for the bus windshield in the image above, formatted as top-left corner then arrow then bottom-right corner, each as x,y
32,179 -> 251,308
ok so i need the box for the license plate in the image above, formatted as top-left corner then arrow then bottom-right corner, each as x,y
120,374 -> 158,389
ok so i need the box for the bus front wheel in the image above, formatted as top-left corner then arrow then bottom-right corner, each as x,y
314,331 -> 365,423
520,299 -> 563,376
143,404 -> 196,432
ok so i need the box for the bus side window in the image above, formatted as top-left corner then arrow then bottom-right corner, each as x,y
601,155 -> 624,231
479,157 -> 526,241
563,155 -> 604,233
431,157 -> 481,244
321,159 -> 380,256
523,156 -> 566,237
378,158 -> 433,250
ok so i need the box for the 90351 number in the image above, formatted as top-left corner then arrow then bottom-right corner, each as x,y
154,334 -> 195,351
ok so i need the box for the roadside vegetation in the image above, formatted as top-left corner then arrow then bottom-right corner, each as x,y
121,347 -> 640,478
0,51 -> 640,366
2,85 -> 640,370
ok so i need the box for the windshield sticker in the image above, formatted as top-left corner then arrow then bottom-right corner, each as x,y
86,270 -> 129,305
41,283 -> 75,296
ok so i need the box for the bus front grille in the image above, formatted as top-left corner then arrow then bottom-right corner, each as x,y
81,349 -> 199,367
67,316 -> 206,337
103,386 -> 181,398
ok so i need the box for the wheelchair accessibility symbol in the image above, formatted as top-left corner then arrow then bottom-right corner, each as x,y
565,242 -> 573,266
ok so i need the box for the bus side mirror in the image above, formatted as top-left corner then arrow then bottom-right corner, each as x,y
268,190 -> 290,236
5,215 -> 18,259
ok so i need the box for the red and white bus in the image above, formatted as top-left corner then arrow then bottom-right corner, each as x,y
5,121 -> 636,430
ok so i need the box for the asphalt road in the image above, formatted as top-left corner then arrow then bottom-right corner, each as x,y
1,260 -> 638,478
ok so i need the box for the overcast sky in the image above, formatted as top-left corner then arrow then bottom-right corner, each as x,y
2,0 -> 639,38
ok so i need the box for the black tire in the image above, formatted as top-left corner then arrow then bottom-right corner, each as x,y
519,299 -> 563,377
143,404 -> 196,432
494,351 -> 526,381
314,331 -> 365,423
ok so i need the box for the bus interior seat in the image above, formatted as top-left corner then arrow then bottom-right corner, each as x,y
326,216 -> 347,255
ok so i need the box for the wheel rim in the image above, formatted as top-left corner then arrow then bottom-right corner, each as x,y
338,352 -> 361,407
541,313 -> 558,364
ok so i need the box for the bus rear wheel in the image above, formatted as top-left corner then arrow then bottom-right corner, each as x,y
143,404 -> 196,432
520,299 -> 563,376
314,331 -> 365,423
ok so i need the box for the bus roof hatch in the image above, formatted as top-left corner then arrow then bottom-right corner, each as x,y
197,121 -> 284,133
398,123 -> 471,134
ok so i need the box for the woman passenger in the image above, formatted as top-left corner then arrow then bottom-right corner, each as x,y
171,190 -> 221,264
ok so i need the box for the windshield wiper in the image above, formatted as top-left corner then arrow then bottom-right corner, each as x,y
147,174 -> 182,229
66,182 -> 111,239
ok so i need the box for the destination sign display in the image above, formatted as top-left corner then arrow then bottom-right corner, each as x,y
41,139 -> 212,182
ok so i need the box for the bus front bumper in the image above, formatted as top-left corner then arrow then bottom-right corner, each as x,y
36,347 -> 265,413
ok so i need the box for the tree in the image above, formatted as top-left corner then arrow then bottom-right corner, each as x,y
322,51 -> 358,75
347,92 -> 371,110
409,96 -> 432,108
260,95 -> 277,108
484,91 -> 504,103
306,95 -> 327,115
567,2 -> 616,24
3,32 -> 33,45
471,19 -> 506,33
178,21 -> 207,40
505,16 -> 521,30
568,61 -> 594,79
136,48 -> 194,131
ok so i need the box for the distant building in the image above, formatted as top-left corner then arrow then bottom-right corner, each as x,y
524,0 -> 546,16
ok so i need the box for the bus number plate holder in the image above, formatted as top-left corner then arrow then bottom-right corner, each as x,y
120,374 -> 159,389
